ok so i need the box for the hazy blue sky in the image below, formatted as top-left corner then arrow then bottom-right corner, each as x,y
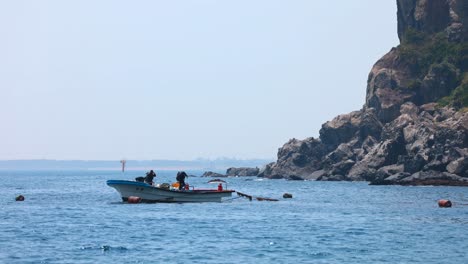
1,1 -> 399,160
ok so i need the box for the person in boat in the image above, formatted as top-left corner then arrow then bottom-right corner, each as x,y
176,171 -> 187,190
145,170 -> 156,185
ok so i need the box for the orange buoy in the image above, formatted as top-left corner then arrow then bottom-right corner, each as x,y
218,183 -> 223,191
127,196 -> 141,204
438,199 -> 452,208
15,195 -> 25,201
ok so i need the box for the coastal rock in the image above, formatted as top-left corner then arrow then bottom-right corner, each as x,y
226,167 -> 260,176
317,174 -> 346,181
258,137 -> 328,180
446,157 -> 468,176
399,171 -> 468,186
201,171 -> 226,178
319,108 -> 382,147
397,0 -> 450,41
259,0 -> 468,186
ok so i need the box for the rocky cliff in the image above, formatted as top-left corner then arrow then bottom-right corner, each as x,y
259,0 -> 468,185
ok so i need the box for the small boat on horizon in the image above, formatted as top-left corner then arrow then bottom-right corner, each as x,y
106,180 -> 234,203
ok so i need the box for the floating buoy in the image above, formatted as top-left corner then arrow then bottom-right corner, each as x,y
283,193 -> 293,199
15,195 -> 25,201
127,196 -> 141,204
438,199 -> 452,208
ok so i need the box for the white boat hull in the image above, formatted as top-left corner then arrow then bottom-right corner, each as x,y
107,180 -> 233,203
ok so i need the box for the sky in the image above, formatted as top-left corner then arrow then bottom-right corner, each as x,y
0,1 -> 399,161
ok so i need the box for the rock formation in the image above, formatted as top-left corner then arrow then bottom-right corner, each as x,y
259,0 -> 468,186
201,171 -> 226,178
226,167 -> 260,176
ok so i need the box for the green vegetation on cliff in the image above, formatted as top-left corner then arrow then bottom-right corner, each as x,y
397,28 -> 467,108
439,73 -> 468,109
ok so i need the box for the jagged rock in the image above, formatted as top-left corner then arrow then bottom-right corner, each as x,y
259,137 -> 327,179
399,171 -> 468,186
419,102 -> 438,114
320,108 -> 382,147
348,161 -> 375,181
201,171 -> 226,178
319,111 -> 362,147
365,48 -> 416,123
306,169 -> 327,180
324,143 -> 355,164
226,167 -> 259,176
317,174 -> 346,181
400,102 -> 420,117
369,172 -> 410,185
369,165 -> 411,185
379,164 -> 405,176
446,157 -> 468,176
257,162 -> 275,178
372,171 -> 468,186
258,0 -> 468,186
397,0 -> 466,42
330,159 -> 355,176
287,175 -> 304,181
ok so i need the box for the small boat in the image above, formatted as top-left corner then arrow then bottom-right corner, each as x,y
106,180 -> 234,203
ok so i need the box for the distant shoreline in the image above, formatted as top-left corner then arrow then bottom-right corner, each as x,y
0,159 -> 272,171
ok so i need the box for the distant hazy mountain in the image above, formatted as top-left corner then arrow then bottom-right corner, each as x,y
0,158 -> 272,171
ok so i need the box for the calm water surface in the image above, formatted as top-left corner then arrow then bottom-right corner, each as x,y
1,170 -> 467,263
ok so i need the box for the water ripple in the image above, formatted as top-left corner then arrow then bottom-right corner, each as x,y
1,171 -> 468,263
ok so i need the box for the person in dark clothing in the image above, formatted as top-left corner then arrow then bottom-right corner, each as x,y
176,171 -> 187,190
145,170 -> 156,185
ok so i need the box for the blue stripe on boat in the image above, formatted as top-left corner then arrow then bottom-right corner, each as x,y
106,180 -> 150,187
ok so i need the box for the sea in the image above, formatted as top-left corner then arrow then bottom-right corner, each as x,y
1,170 -> 467,264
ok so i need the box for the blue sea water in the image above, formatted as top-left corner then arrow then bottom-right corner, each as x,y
1,170 -> 468,264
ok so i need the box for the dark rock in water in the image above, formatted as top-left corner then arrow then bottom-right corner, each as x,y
226,167 -> 259,176
370,172 -> 411,185
283,193 -> 293,199
287,175 -> 304,181
259,0 -> 468,186
201,171 -> 226,178
399,171 -> 468,186
371,170 -> 468,186
318,174 -> 346,181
